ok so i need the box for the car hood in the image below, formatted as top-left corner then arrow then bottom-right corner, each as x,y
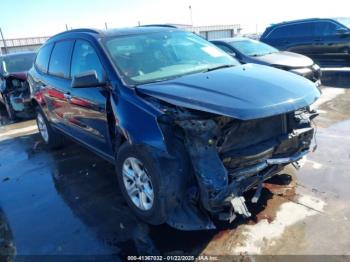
253,51 -> 314,68
136,64 -> 320,120
4,71 -> 27,81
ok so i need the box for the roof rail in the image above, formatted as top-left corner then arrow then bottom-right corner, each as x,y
50,28 -> 102,38
138,24 -> 178,28
277,18 -> 321,25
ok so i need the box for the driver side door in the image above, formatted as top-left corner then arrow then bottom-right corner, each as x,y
67,39 -> 113,157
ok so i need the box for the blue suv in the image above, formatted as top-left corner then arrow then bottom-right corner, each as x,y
28,27 -> 320,230
261,18 -> 350,65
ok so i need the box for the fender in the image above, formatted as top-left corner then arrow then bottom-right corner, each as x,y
109,87 -> 167,153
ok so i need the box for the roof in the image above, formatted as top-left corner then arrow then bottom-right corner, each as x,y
48,26 -> 180,42
211,37 -> 251,43
103,26 -> 179,37
268,18 -> 337,27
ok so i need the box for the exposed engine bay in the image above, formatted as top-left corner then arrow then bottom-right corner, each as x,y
153,97 -> 318,229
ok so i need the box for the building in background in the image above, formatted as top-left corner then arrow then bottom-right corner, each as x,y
0,36 -> 49,55
173,24 -> 242,40
0,24 -> 242,54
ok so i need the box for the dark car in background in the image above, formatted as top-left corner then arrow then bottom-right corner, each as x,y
28,27 -> 320,230
0,51 -> 36,119
211,37 -> 321,84
260,18 -> 350,66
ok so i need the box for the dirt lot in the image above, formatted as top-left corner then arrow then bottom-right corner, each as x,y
0,71 -> 349,260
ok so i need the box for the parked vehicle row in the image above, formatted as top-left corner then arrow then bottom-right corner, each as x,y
260,18 -> 350,66
211,37 -> 322,85
0,52 -> 36,119
28,26 -> 320,230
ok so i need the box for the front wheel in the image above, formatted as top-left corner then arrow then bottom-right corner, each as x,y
116,143 -> 186,225
36,108 -> 65,149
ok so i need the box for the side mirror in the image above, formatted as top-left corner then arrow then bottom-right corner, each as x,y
336,28 -> 350,37
71,70 -> 105,88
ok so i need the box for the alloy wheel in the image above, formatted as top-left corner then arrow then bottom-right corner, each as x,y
122,157 -> 154,211
37,113 -> 49,143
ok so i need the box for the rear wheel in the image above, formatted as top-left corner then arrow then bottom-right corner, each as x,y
36,108 -> 65,149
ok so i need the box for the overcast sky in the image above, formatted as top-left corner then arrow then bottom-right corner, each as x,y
1,0 -> 350,38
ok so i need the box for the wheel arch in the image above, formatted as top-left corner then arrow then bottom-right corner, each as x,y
109,91 -> 168,154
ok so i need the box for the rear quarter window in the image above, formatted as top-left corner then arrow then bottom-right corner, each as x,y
314,21 -> 339,36
35,43 -> 53,73
48,40 -> 74,78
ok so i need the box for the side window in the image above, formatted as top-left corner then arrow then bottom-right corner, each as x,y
288,23 -> 314,37
71,40 -> 104,82
268,26 -> 290,39
314,22 -> 338,36
215,43 -> 235,54
48,40 -> 74,78
269,23 -> 314,38
35,43 -> 53,73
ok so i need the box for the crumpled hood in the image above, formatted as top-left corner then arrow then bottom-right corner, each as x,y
4,71 -> 27,81
136,64 -> 321,120
254,51 -> 314,68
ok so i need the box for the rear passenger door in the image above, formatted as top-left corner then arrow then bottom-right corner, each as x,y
283,23 -> 315,55
67,40 -> 112,156
45,40 -> 74,131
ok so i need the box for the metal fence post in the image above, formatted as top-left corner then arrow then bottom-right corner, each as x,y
0,27 -> 9,54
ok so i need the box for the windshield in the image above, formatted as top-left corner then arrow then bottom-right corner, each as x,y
104,31 -> 239,85
335,18 -> 350,29
2,53 -> 36,73
229,39 -> 278,57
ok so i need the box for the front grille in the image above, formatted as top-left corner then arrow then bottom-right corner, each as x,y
304,68 -> 321,82
216,114 -> 289,174
216,114 -> 287,154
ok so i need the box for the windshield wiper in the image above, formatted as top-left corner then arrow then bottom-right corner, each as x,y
205,64 -> 235,72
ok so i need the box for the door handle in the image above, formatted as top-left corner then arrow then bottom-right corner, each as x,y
64,93 -> 72,100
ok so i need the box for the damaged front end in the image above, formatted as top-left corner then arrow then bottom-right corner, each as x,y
156,101 -> 318,229
0,73 -> 34,118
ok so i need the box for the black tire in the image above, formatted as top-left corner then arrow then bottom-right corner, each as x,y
36,107 -> 65,149
4,95 -> 16,121
115,142 -> 188,225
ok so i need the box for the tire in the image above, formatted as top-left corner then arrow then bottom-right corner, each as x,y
4,95 -> 16,121
36,107 -> 65,149
115,142 -> 187,225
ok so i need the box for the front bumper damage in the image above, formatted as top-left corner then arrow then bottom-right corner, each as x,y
1,75 -> 34,118
161,106 -> 318,230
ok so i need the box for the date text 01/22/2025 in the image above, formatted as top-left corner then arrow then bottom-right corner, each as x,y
127,255 -> 219,261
